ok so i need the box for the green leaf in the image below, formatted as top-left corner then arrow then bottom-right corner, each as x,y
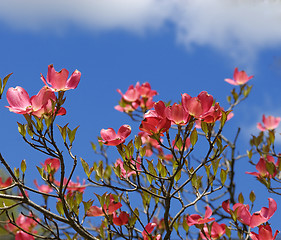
247,150 -> 253,160
57,124 -> 68,142
81,158 -> 90,177
182,217 -> 189,232
36,166 -> 44,177
140,146 -> 146,157
201,121 -> 208,135
67,126 -> 79,145
212,158 -> 221,176
174,170 -> 181,182
249,190 -> 256,203
17,122 -> 26,137
56,201 -> 64,216
14,168 -> 19,178
82,199 -> 94,215
21,160 -> 26,174
238,192 -> 244,204
220,111 -> 227,127
220,169 -> 227,185
134,135 -> 142,150
90,142 -> 96,151
190,128 -> 198,146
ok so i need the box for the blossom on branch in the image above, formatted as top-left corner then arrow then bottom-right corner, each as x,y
182,91 -> 213,119
86,194 -> 122,217
257,114 -> 281,131
100,125 -> 131,146
250,223 -> 279,240
41,64 -> 81,92
142,223 -> 161,240
186,206 -> 215,226
200,222 -> 226,240
225,67 -> 253,85
246,155 -> 280,179
222,198 -> 277,228
115,82 -> 157,113
6,86 -> 66,117
139,101 -> 171,136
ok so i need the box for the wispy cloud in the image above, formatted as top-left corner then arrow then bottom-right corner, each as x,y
1,0 -> 281,62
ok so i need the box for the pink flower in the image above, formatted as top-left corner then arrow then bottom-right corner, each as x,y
5,213 -> 38,238
15,231 -> 35,240
41,158 -> 60,173
115,82 -> 157,113
112,211 -> 129,226
172,138 -> 190,151
6,86 -> 66,117
138,132 -> 163,156
250,224 -> 279,240
87,195 -> 122,217
186,206 -> 215,226
250,198 -> 277,228
142,223 -> 161,240
257,115 -> 281,131
33,180 -> 53,194
6,86 -> 33,114
139,101 -> 171,136
222,198 -> 277,228
246,155 -> 280,178
200,102 -> 223,123
182,91 -> 213,119
41,64 -> 81,92
165,103 -> 190,125
100,125 -> 131,146
54,177 -> 86,194
0,177 -> 12,188
200,222 -> 226,240
225,67 -> 253,85
114,158 -> 141,178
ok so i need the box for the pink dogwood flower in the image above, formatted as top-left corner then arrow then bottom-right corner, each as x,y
41,158 -> 60,173
142,223 -> 161,240
246,155 -> 280,179
222,198 -> 277,228
5,213 -> 38,240
139,101 -> 171,136
186,206 -> 215,226
225,67 -> 253,85
114,157 -> 141,178
41,64 -> 81,92
100,125 -> 131,146
116,82 -> 157,113
112,211 -> 129,226
87,195 -> 122,217
200,222 -> 226,240
33,180 -> 53,194
165,103 -> 190,125
250,223 -> 279,240
182,91 -> 213,119
0,177 -> 12,188
257,115 -> 281,131
6,86 -> 66,117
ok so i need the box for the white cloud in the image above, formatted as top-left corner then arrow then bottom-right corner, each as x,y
1,0 -> 281,62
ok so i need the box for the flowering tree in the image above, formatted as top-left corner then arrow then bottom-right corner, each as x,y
0,65 -> 279,240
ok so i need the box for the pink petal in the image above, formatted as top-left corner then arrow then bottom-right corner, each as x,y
100,128 -> 117,141
47,64 -> 69,91
6,86 -> 31,110
117,125 -> 131,139
66,70 -> 81,90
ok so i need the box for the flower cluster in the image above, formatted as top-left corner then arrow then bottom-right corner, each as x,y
6,65 -> 81,118
115,82 -> 157,113
139,91 -> 224,137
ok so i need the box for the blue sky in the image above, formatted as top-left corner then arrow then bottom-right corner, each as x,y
1,0 -> 281,236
